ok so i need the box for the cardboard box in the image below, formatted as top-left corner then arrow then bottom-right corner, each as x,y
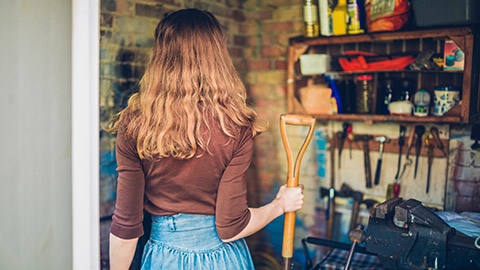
443,39 -> 464,71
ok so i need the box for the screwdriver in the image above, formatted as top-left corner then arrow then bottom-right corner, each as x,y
398,125 -> 416,179
413,125 -> 426,179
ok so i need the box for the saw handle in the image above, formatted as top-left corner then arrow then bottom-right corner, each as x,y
280,114 -> 316,270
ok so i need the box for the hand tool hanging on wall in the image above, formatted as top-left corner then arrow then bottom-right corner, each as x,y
338,122 -> 351,168
425,132 -> 435,193
319,186 -> 336,241
386,182 -> 401,199
374,136 -> 391,186
394,125 -> 406,179
327,131 -> 336,241
347,125 -> 354,159
339,183 -> 364,231
353,135 -> 374,188
413,125 -> 426,179
279,114 -> 316,270
430,127 -> 447,157
398,125 -> 416,179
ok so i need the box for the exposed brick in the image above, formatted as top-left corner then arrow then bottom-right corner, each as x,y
255,70 -> 286,85
248,85 -> 273,97
260,46 -> 287,58
100,30 -> 112,44
292,20 -> 304,32
275,60 -> 287,70
455,195 -> 480,212
262,0 -> 304,7
135,35 -> 154,48
246,10 -> 273,20
115,16 -> 155,34
263,21 -> 293,34
101,13 -> 114,28
232,59 -> 247,72
274,85 -> 287,96
134,65 -> 146,78
272,6 -> 302,21
245,72 -> 257,84
240,22 -> 258,35
247,59 -> 271,71
135,3 -> 171,19
114,63 -> 134,79
453,180 -> 477,197
232,10 -> 245,22
115,48 -> 135,62
229,47 -> 243,58
243,48 -> 256,59
277,33 -> 298,46
233,35 -> 248,46
101,0 -> 116,12
113,32 -> 134,47
115,0 -> 132,13
245,36 -> 258,47
100,46 -> 119,61
226,0 -> 243,8
259,36 -> 272,47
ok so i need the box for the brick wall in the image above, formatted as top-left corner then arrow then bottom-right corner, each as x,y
446,125 -> 480,212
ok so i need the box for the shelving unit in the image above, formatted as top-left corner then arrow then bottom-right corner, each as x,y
287,26 -> 480,124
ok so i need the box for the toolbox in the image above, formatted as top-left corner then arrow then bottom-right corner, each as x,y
412,0 -> 480,27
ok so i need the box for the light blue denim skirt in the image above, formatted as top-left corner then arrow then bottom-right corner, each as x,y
141,213 -> 255,270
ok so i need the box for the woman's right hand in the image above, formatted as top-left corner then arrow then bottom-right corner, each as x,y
274,184 -> 304,213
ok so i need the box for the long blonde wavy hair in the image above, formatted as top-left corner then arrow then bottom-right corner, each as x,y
108,9 -> 266,160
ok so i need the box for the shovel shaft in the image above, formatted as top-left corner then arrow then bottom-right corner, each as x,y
280,114 -> 315,270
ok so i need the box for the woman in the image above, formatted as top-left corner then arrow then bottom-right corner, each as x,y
108,9 -> 304,270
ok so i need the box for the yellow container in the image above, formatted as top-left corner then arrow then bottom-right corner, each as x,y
332,0 -> 347,35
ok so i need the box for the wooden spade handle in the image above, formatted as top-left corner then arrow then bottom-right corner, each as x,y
280,114 -> 316,269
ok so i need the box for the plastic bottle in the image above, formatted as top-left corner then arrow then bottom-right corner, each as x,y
413,89 -> 430,117
303,0 -> 319,37
355,75 -> 374,113
347,0 -> 364,34
326,74 -> 342,114
318,0 -> 333,36
399,78 -> 415,101
379,78 -> 396,114
332,0 -> 347,36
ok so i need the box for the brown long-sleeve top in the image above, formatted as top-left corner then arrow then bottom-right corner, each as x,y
110,122 -> 253,240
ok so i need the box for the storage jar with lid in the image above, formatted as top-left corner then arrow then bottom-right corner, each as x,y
355,75 -> 374,113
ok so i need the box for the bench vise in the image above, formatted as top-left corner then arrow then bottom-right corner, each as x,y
364,197 -> 480,269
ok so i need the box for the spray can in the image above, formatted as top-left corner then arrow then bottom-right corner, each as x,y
347,0 -> 364,34
303,0 -> 319,37
318,0 -> 333,36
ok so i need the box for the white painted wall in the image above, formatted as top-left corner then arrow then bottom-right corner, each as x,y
0,1 -> 73,269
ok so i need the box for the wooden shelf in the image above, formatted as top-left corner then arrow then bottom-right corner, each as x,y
289,27 -> 472,46
309,114 -> 461,124
286,26 -> 479,124
299,70 -> 464,76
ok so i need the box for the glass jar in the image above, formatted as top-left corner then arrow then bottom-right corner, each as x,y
355,75 -> 374,113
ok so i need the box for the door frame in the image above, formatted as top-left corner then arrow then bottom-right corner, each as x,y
72,0 -> 100,269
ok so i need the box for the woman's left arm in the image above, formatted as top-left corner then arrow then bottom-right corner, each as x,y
109,234 -> 139,270
109,131 -> 146,268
